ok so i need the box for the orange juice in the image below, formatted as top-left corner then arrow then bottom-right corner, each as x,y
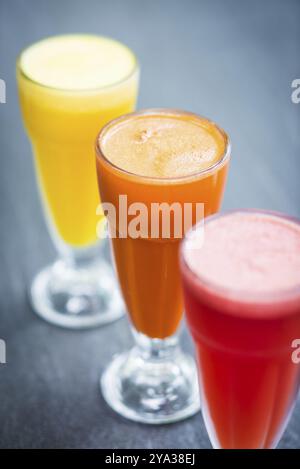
96,110 -> 230,338
17,35 -> 138,247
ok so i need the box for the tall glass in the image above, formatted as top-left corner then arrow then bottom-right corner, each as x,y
181,210 -> 300,448
96,109 -> 231,423
17,35 -> 139,328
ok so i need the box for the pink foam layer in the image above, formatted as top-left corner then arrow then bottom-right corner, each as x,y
185,212 -> 300,294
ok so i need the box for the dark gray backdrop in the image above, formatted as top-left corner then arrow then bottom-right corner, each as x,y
0,0 -> 299,448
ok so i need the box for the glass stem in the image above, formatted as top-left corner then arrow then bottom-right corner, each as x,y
132,329 -> 179,363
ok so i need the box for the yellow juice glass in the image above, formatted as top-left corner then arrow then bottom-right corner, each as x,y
17,35 -> 139,328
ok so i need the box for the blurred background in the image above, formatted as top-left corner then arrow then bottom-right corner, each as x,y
0,0 -> 299,448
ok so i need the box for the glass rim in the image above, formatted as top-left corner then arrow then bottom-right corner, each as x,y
181,208 -> 300,310
95,108 -> 231,184
17,34 -> 139,93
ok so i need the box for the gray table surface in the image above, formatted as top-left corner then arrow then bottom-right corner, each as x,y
0,0 -> 300,449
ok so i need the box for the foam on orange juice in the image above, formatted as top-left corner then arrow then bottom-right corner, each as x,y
18,35 -> 138,246
96,110 -> 230,338
101,113 -> 225,177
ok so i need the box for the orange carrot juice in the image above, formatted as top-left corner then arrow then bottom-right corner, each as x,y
96,109 -> 230,339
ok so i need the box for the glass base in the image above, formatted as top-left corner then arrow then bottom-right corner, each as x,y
30,257 -> 124,329
100,334 -> 200,424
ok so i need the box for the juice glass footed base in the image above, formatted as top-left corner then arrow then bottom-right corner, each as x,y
30,241 -> 124,329
101,330 -> 200,424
